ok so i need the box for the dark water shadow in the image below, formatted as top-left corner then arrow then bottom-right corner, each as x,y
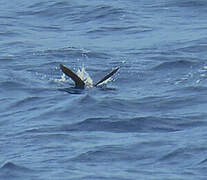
58,85 -> 118,94
58,87 -> 85,94
96,85 -> 118,91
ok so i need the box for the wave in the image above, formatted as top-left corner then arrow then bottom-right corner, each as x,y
177,44 -> 207,53
10,96 -> 43,109
0,31 -> 20,38
158,147 -> 191,164
34,47 -> 111,60
0,162 -> 31,171
198,158 -> 207,165
158,141 -> 207,168
171,0 -> 207,8
18,2 -> 125,24
58,116 -> 184,133
70,145 -> 130,163
0,81 -> 25,91
152,60 -> 196,71
0,162 -> 35,180
17,2 -> 73,18
19,113 -> 203,135
87,25 -> 152,36
72,5 -> 125,24
169,86 -> 207,94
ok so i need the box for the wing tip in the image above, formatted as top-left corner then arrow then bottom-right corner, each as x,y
59,64 -> 85,89
94,67 -> 120,87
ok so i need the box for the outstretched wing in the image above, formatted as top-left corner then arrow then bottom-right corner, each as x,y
60,64 -> 85,88
94,67 -> 119,87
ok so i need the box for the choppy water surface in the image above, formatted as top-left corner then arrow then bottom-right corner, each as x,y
1,0 -> 207,179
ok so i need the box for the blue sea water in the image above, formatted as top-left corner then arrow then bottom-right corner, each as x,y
1,0 -> 207,179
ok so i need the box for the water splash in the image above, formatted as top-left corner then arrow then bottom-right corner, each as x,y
54,73 -> 66,83
60,73 -> 66,82
56,65 -> 114,87
76,65 -> 93,87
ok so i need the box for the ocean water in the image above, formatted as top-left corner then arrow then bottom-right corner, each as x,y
1,0 -> 207,179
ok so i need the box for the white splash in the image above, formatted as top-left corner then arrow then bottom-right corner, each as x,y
60,73 -> 66,82
76,66 -> 93,87
54,73 -> 67,83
